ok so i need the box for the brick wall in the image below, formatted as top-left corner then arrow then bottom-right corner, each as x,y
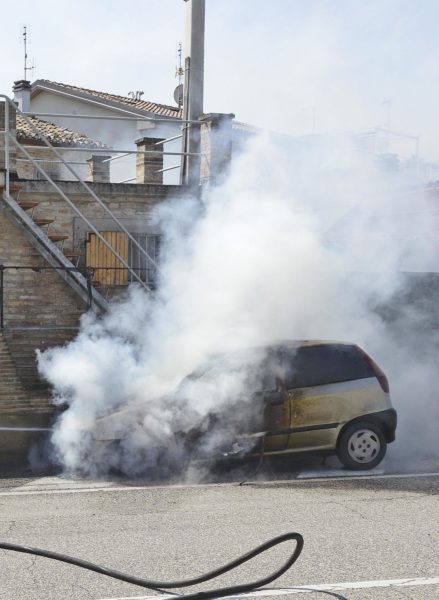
0,209 -> 84,404
16,180 -> 181,252
0,180 -> 184,424
17,146 -> 91,182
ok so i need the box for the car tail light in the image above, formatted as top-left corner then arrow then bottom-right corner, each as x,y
357,346 -> 390,393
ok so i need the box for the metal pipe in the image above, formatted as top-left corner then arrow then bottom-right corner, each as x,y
1,265 -> 158,271
101,152 -> 131,164
23,112 -> 200,125
156,164 -> 181,174
118,176 -> 136,183
4,100 -> 9,196
16,158 -> 88,165
154,134 -> 183,146
85,269 -> 93,310
0,265 -> 4,329
20,145 -> 203,157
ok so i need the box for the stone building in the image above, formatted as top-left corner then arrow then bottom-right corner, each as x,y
0,96 -> 188,459
20,79 -> 184,185
1,77 -> 240,460
16,113 -> 105,181
16,79 -> 244,185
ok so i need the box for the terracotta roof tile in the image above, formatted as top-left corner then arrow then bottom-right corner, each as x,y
16,115 -> 105,148
34,80 -> 183,119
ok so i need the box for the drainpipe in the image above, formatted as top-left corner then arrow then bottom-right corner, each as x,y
180,0 -> 205,188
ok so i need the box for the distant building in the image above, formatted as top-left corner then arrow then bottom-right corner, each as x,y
20,79 -> 183,183
16,113 -> 105,181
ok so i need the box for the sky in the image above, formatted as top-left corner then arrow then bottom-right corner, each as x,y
1,0 -> 438,161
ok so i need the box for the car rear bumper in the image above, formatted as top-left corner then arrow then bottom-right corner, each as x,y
366,408 -> 397,442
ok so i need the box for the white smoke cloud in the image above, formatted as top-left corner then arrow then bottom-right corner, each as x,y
37,131 -> 439,478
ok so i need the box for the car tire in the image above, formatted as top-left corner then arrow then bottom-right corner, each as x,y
337,421 -> 387,470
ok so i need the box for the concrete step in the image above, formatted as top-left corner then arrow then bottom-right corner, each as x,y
18,201 -> 38,211
48,234 -> 69,243
33,218 -> 55,227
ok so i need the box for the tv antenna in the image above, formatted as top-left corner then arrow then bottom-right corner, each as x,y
173,42 -> 184,108
176,42 -> 184,86
22,26 -> 35,80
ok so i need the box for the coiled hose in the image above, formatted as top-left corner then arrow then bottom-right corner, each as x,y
0,532 -> 347,599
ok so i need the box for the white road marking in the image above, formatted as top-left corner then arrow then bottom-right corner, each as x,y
290,470 -> 439,483
0,426 -> 50,431
1,470 -> 438,497
297,467 -> 385,479
11,476 -> 115,491
96,576 -> 439,599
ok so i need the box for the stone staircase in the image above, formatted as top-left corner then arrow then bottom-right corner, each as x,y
0,331 -> 32,415
2,182 -> 108,312
0,331 -> 51,416
0,331 -> 53,462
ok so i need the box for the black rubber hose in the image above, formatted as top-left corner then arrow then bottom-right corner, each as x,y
0,532 -> 303,600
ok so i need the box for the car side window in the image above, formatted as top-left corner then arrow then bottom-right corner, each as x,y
259,358 -> 279,391
283,345 -> 375,389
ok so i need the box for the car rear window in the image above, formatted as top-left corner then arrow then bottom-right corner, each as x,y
282,344 -> 375,389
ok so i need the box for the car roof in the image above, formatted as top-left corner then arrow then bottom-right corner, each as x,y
206,340 -> 355,362
271,339 -> 353,348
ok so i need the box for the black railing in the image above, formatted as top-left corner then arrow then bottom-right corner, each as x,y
0,264 -> 157,329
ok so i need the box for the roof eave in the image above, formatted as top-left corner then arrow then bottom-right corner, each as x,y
30,80 -> 180,121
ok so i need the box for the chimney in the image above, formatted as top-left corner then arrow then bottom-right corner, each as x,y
13,80 -> 31,113
200,113 -> 235,186
86,155 -> 111,183
135,137 -> 164,184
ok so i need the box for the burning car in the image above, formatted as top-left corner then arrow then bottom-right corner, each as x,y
93,340 -> 396,473
177,340 -> 397,470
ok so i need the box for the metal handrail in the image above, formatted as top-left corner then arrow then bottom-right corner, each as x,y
155,134 -> 183,146
118,177 -> 136,184
157,164 -> 181,174
16,158 -> 88,165
0,263 -> 161,328
19,144 -> 202,157
5,134 -> 150,289
23,112 -> 201,125
0,95 -> 158,274
101,152 -> 131,164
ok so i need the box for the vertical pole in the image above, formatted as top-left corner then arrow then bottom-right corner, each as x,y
85,268 -> 93,310
180,0 -> 205,188
4,100 -> 9,196
0,265 -> 4,329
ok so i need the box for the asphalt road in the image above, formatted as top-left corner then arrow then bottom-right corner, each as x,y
0,469 -> 438,600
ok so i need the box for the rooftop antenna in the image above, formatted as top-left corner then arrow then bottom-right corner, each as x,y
176,42 -> 184,87
174,42 -> 184,108
22,26 -> 35,81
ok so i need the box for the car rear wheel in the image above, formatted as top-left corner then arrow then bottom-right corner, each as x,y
337,421 -> 386,470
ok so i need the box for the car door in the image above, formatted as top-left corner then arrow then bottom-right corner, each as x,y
263,386 -> 291,451
256,350 -> 291,452
283,345 -> 343,451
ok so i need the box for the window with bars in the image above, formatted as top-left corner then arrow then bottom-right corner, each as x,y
85,231 -> 161,287
128,233 -> 161,286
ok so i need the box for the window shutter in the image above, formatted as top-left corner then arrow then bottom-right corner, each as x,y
85,232 -> 129,286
